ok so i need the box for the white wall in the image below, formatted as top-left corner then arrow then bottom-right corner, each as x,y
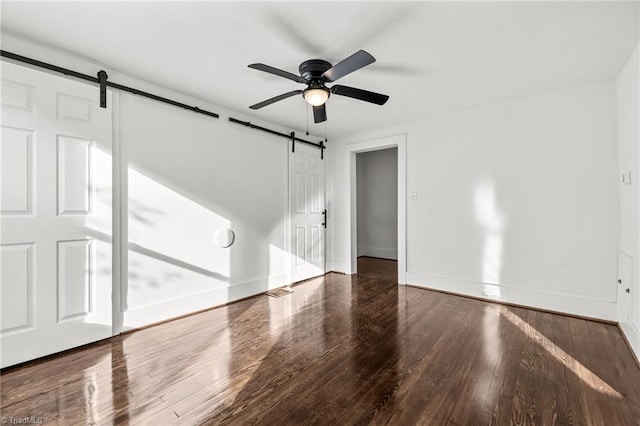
356,148 -> 398,260
121,94 -> 291,328
1,34 -> 318,330
329,81 -> 621,320
617,41 -> 640,358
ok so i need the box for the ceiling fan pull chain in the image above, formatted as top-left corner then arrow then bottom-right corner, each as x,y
306,104 -> 309,135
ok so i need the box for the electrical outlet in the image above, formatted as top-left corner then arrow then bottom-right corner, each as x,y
622,170 -> 631,184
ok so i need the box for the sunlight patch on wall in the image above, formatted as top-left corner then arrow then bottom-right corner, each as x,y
268,243 -> 288,288
127,166 -> 231,310
474,182 -> 505,286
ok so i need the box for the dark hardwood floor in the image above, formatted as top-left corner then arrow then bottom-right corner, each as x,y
2,257 -> 639,425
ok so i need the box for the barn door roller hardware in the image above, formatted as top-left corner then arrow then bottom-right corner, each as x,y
97,70 -> 108,108
228,117 -> 326,159
0,50 -> 219,119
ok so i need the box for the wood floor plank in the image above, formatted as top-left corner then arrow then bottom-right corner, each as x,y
2,257 -> 639,425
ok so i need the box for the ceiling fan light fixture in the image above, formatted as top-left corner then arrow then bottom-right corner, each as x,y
304,88 -> 329,106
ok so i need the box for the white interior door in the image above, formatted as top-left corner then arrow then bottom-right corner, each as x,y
289,142 -> 325,283
1,61 -> 113,368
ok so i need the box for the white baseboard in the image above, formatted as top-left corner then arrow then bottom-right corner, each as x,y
358,247 -> 398,260
329,259 -> 349,274
619,321 -> 640,364
405,271 -> 617,322
122,274 -> 287,329
267,273 -> 289,290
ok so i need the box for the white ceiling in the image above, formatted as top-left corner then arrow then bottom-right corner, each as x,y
1,1 -> 638,138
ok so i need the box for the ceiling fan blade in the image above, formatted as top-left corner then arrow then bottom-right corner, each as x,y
331,85 -> 389,105
248,63 -> 306,84
313,104 -> 327,123
250,90 -> 303,109
322,50 -> 375,82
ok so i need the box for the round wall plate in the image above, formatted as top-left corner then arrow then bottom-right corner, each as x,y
214,227 -> 235,248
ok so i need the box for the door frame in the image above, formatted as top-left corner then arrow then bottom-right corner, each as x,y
345,134 -> 406,284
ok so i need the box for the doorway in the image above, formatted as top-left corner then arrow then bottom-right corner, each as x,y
345,134 -> 406,284
356,148 -> 398,262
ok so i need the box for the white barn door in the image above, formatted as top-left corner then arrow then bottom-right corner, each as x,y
1,62 -> 113,368
289,142 -> 325,283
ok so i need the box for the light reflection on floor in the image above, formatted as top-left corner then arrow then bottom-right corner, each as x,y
500,307 -> 623,398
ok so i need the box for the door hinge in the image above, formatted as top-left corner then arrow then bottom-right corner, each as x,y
322,209 -> 327,228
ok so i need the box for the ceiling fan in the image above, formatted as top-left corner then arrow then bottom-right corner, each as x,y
248,50 -> 389,123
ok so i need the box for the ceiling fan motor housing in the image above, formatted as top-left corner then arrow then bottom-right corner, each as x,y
299,59 -> 332,82
300,59 -> 332,103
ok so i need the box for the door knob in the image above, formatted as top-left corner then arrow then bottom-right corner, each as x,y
626,288 -> 630,294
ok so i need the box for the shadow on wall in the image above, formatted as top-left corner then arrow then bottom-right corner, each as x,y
126,166 -> 232,313
123,162 -> 316,328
